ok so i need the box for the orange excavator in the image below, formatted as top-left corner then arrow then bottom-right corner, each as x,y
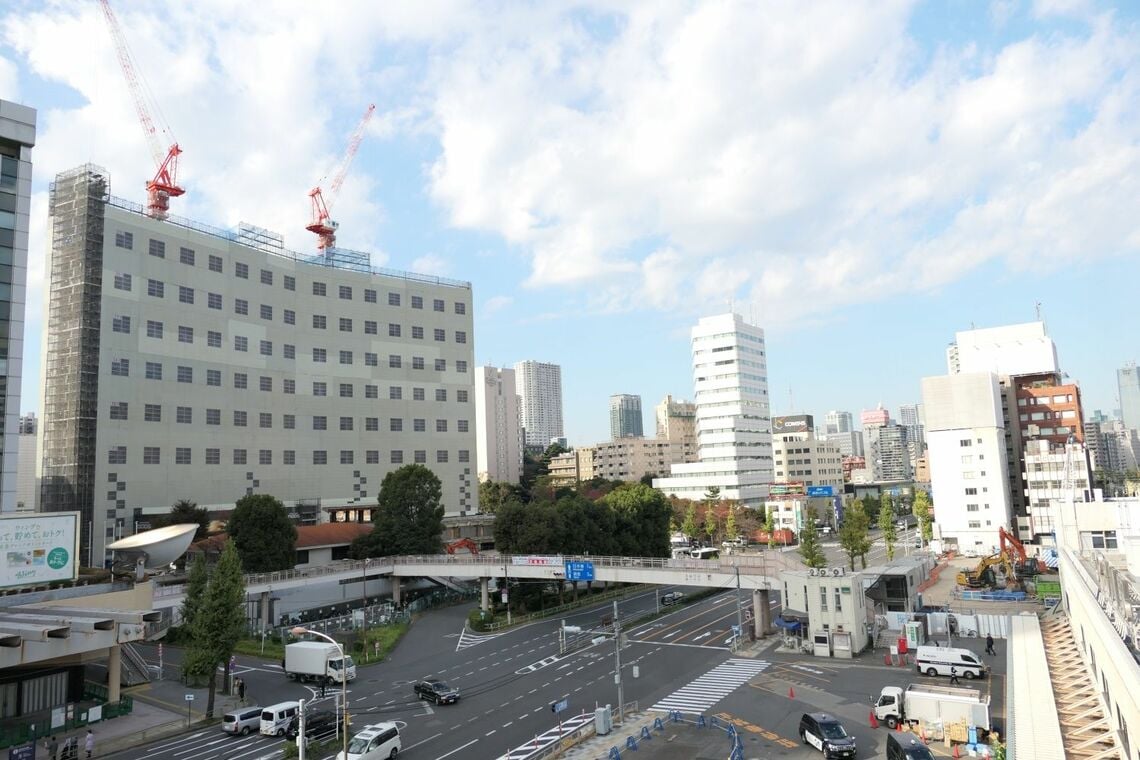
445,538 -> 479,555
956,527 -> 1045,589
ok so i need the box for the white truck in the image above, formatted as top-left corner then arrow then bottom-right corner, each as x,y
284,641 -> 356,684
873,684 -> 990,731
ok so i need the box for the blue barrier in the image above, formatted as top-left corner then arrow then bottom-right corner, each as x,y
640,726 -> 652,741
653,717 -> 665,731
608,747 -> 621,759
626,735 -> 639,750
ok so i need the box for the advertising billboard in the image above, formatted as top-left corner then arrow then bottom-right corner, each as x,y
769,482 -> 805,496
806,486 -> 834,498
772,415 -> 814,434
0,513 -> 79,590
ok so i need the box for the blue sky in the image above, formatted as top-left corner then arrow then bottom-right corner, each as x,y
2,0 -> 1138,445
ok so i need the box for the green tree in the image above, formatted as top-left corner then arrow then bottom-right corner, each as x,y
839,500 -> 872,570
861,494 -> 879,526
880,493 -> 897,561
703,486 -> 721,503
227,494 -> 297,572
639,473 -> 656,486
798,507 -> 826,568
703,503 -> 718,542
168,499 -> 210,540
763,509 -> 777,550
544,442 -> 568,459
603,483 -> 672,557
184,541 -> 246,718
355,465 -> 446,556
479,480 -> 521,515
725,507 -> 738,542
681,504 -> 698,539
180,555 -> 208,633
913,490 -> 934,542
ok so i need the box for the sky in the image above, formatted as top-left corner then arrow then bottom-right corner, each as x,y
2,0 -> 1138,446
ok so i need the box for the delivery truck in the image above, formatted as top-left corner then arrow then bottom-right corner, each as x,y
284,641 -> 356,684
872,683 -> 990,731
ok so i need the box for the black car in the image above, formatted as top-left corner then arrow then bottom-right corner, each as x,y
798,712 -> 856,759
284,708 -> 338,742
414,678 -> 460,704
661,591 -> 685,606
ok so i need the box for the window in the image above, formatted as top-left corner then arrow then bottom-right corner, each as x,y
145,361 -> 163,380
455,302 -> 466,315
284,309 -> 296,325
206,448 -> 220,465
433,298 -> 445,312
179,246 -> 195,265
413,387 -> 425,401
283,378 -> 295,394
176,448 -> 191,465
260,304 -> 273,320
208,330 -> 222,347
434,359 -> 446,372
234,298 -> 248,316
414,418 -> 426,432
415,450 -> 426,464
820,586 -> 828,611
284,275 -> 296,291
313,314 -> 327,329
260,340 -> 272,356
339,285 -> 352,300
112,315 -> 131,334
391,450 -> 404,464
313,348 -> 327,363
206,409 -> 221,425
456,360 -> 468,373
339,317 -> 353,332
313,382 -> 327,397
458,449 -> 470,463
457,420 -> 469,433
388,292 -> 401,306
365,320 -> 377,335
283,414 -> 295,429
367,450 -> 380,464
388,323 -> 401,337
283,450 -> 296,465
233,449 -> 247,465
436,419 -> 448,432
235,262 -> 249,279
339,383 -> 353,398
390,418 -> 403,432
313,450 -> 327,465
284,344 -> 295,359
455,330 -> 467,344
412,357 -> 425,370
1089,531 -> 1118,549
966,504 -> 979,512
312,281 -> 327,296
365,417 -> 379,431
113,272 -> 132,291
365,384 -> 378,399
435,389 -> 447,402
340,450 -> 354,464
259,412 -> 272,429
960,439 -> 972,447
144,404 -> 162,422
176,406 -> 192,424
364,352 -> 377,367
179,326 -> 193,344
965,487 -> 978,495
115,231 -> 133,249
108,446 -> 127,464
208,254 -> 223,272
340,417 -> 354,431
434,328 -> 446,342
259,449 -> 272,465
364,289 -> 376,303
389,354 -> 401,368
260,269 -> 273,285
234,336 -> 248,352
143,447 -> 161,465
146,320 -> 163,339
411,325 -> 423,339
457,390 -> 468,403
234,372 -> 248,389
148,239 -> 165,258
313,416 -> 327,430
208,292 -> 222,310
147,279 -> 165,298
835,588 -> 842,612
179,286 -> 194,304
109,402 -> 128,420
389,386 -> 402,400
207,369 -> 221,386
177,366 -> 193,383
233,411 -> 247,427
411,295 -> 423,309
339,350 -> 353,365
968,520 -> 982,529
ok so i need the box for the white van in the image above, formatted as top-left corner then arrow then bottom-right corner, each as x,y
337,722 -> 401,760
914,645 -> 986,680
260,701 -> 300,736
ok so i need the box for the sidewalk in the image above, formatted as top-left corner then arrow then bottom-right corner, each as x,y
558,711 -> 740,759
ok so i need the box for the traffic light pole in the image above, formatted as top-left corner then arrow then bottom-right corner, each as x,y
613,601 -> 624,725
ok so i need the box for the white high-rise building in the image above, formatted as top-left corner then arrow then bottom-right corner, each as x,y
653,313 -> 773,507
921,372 -> 1012,553
514,361 -> 564,449
825,410 -> 853,435
474,366 -> 522,484
609,394 -> 644,439
947,321 -> 1059,377
1119,363 -> 1140,432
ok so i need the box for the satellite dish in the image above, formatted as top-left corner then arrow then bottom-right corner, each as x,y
108,523 -> 199,569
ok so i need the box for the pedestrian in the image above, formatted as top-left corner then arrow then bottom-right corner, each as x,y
237,677 -> 246,703
85,729 -> 94,759
949,666 -> 960,686
985,634 -> 996,656
47,735 -> 59,760
320,677 -> 327,698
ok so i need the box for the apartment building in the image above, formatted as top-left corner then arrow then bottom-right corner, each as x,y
609,394 -> 643,439
655,395 -> 697,462
515,360 -> 564,449
1117,363 -> 1140,432
40,165 -> 478,566
474,365 -> 522,484
1023,438 -> 1093,542
867,424 -> 912,482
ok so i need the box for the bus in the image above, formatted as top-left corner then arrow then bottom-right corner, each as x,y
688,547 -> 720,560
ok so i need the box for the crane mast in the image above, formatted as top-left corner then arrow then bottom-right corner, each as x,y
307,104 -> 376,251
98,0 -> 184,219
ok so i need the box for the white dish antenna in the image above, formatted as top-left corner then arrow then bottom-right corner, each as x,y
108,523 -> 198,569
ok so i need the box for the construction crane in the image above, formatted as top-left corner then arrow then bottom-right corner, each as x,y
307,104 -> 376,251
98,0 -> 184,220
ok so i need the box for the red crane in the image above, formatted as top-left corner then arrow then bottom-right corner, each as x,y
307,103 -> 376,251
98,0 -> 184,219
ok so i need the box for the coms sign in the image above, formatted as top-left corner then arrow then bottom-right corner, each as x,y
0,513 -> 79,590
772,415 -> 814,434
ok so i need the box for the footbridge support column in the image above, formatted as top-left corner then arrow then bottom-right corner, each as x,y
392,576 -> 402,607
753,589 -> 773,638
108,644 -> 121,702
259,590 -> 271,630
480,578 -> 490,613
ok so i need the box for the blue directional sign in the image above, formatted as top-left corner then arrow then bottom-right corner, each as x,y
564,561 -> 595,581
806,485 -> 834,497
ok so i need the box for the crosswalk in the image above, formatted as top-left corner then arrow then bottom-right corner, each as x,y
649,658 -> 770,713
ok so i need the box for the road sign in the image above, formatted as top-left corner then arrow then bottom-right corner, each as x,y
564,561 -> 595,582
551,699 -> 568,714
184,694 -> 194,701
806,485 -> 834,497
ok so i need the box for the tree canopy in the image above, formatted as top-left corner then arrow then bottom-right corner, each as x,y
880,493 -> 897,561
839,500 -> 872,570
167,499 -> 210,540
184,541 -> 245,718
913,490 -> 934,542
353,465 -> 445,557
479,480 -> 522,515
227,494 -> 297,572
798,507 -> 827,568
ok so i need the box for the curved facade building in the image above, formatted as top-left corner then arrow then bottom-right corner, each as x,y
41,165 -> 477,566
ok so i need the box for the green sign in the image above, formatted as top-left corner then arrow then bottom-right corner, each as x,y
47,548 -> 69,570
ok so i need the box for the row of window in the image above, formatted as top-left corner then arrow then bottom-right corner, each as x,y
114,233 -> 467,313
106,446 -> 469,466
109,403 -> 471,432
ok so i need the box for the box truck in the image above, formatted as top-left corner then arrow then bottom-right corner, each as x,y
284,641 -> 356,684
872,683 -> 990,731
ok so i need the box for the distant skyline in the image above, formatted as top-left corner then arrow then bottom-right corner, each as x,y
2,1 -> 1138,446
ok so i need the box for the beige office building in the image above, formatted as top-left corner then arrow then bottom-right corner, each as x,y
655,395 -> 698,463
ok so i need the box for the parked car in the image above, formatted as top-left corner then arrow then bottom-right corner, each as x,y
414,678 -> 460,704
285,708 -> 338,742
660,591 -> 685,606
798,712 -> 857,758
886,733 -> 935,760
221,706 -> 262,736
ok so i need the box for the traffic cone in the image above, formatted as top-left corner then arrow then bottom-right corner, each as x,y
869,710 -> 879,729
788,686 -> 795,699
952,744 -> 960,758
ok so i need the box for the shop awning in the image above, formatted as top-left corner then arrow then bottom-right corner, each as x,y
773,617 -> 802,631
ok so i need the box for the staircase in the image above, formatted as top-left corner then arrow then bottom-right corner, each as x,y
120,642 -> 153,686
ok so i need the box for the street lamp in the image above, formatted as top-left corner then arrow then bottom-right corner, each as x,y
292,627 -> 349,760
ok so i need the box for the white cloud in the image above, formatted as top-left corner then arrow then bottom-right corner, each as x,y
482,295 -> 513,314
0,55 -> 17,100
409,253 -> 449,276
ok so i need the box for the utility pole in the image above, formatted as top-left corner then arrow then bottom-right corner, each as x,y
735,566 -> 744,646
613,601 -> 624,725
505,556 -> 512,626
297,697 -> 306,760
